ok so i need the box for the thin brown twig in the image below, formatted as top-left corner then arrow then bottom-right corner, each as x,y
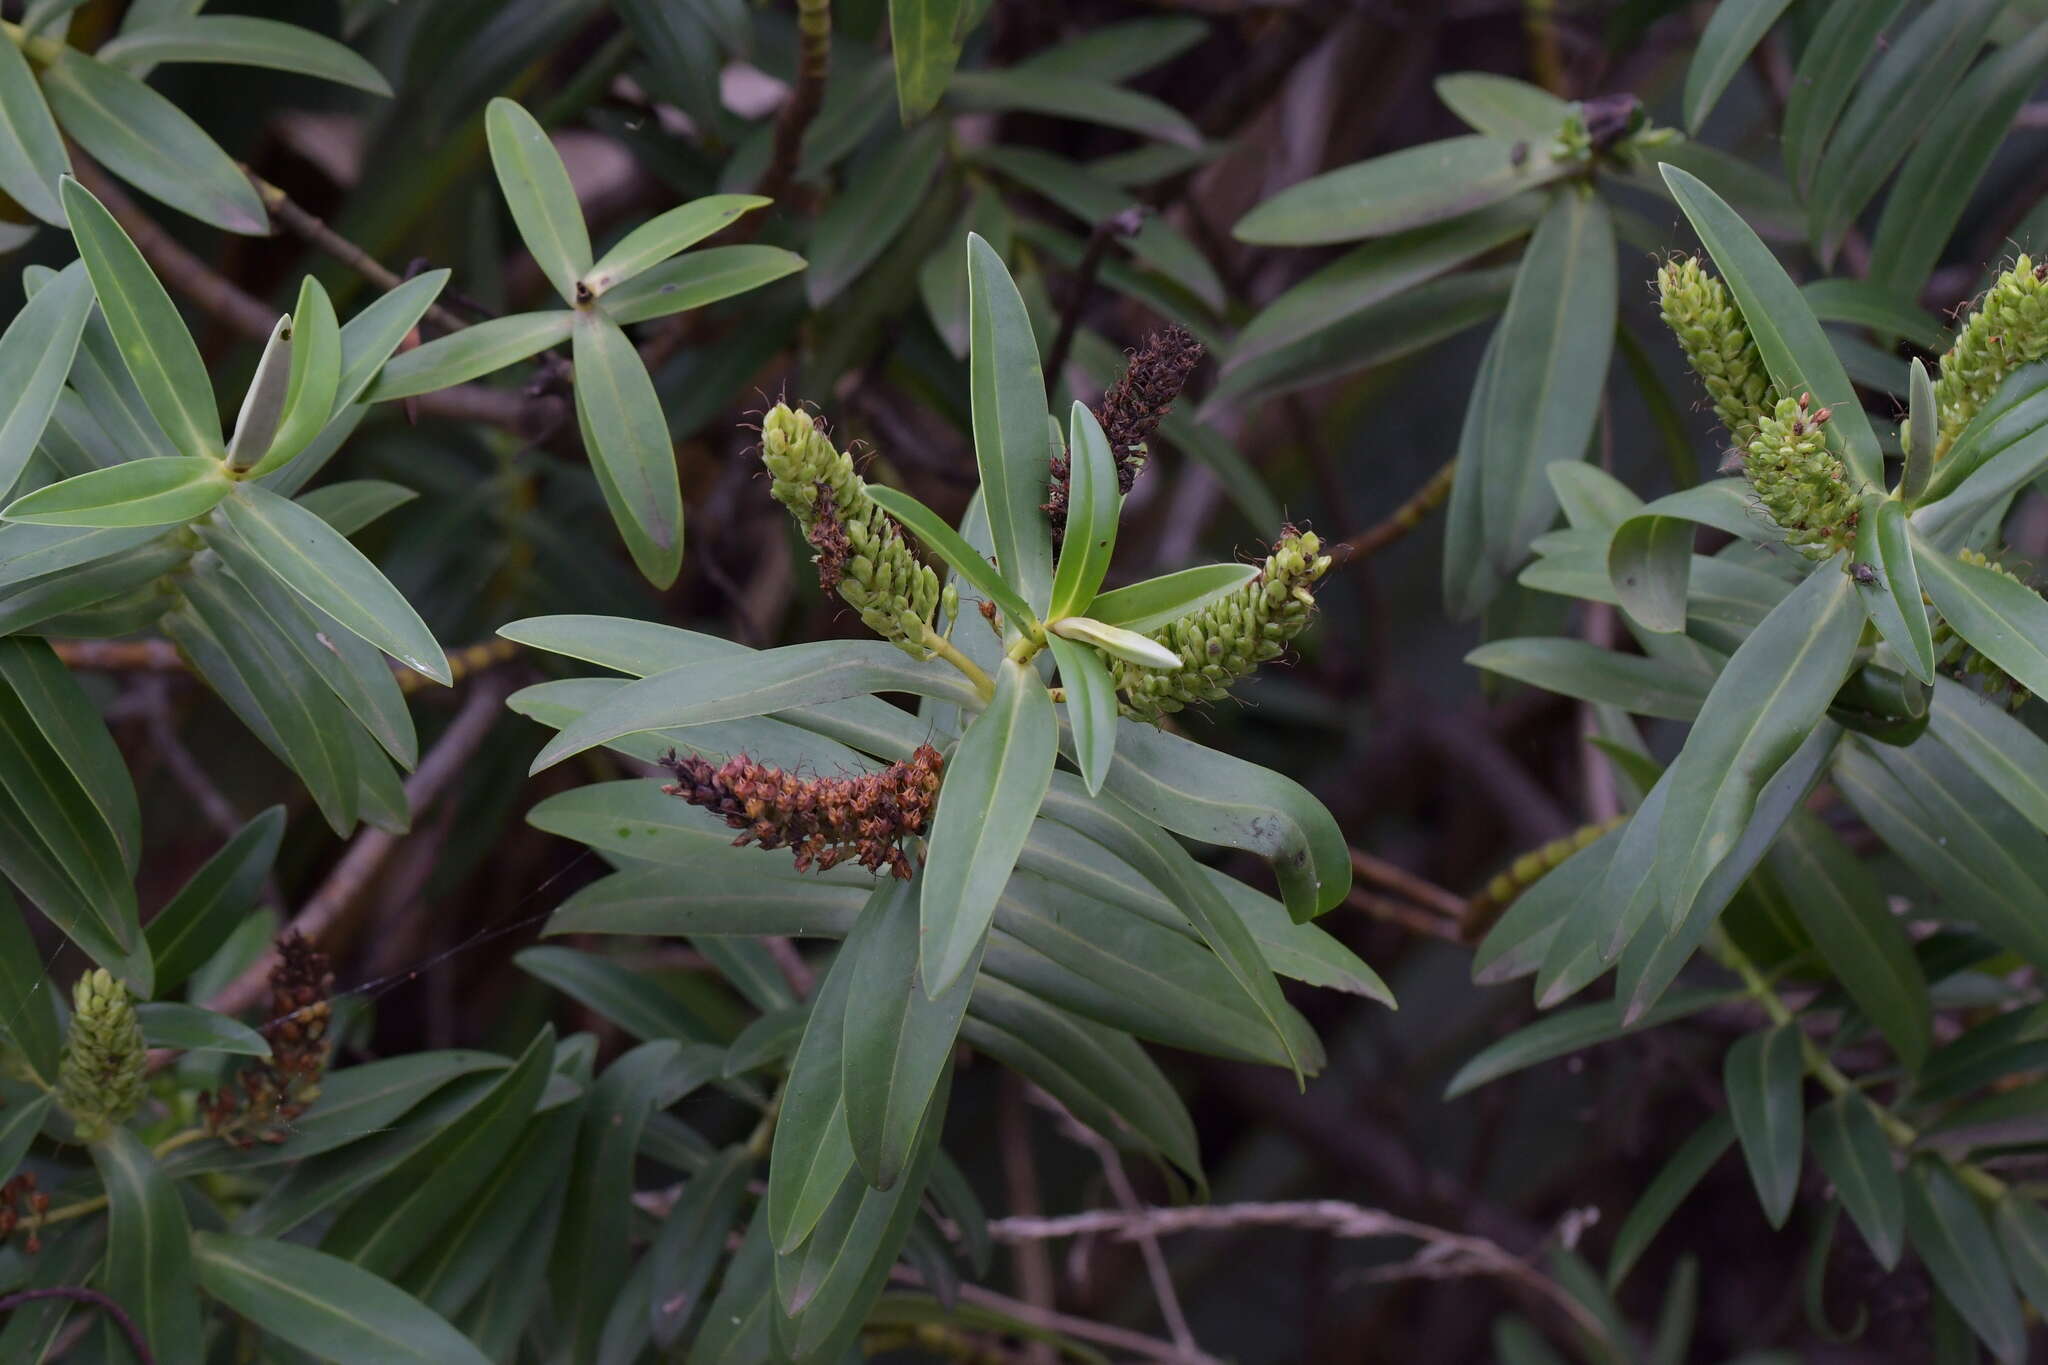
139,678 -> 241,841
58,637 -> 520,693
1044,207 -> 1146,390
0,1286 -> 153,1364
999,1075 -> 1059,1365
1348,848 -> 1466,920
1335,459 -> 1456,562
978,1200 -> 1610,1350
886,1269 -> 1222,1365
1345,888 -> 1467,945
205,676 -> 510,1017
246,168 -> 471,335
755,0 -> 830,207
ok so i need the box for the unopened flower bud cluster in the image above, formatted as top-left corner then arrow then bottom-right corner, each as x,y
1657,256 -> 1772,453
1934,256 -> 2048,460
55,969 -> 144,1143
1745,394 -> 1858,558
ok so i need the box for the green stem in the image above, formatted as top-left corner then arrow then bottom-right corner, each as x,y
1714,930 -> 2005,1198
922,627 -> 994,701
0,21 -> 66,67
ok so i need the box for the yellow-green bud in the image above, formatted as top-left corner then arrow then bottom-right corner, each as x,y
56,969 -> 145,1143
1657,256 -> 1773,455
759,404 -> 940,657
1110,529 -> 1332,721
1934,256 -> 2048,460
1744,394 -> 1859,558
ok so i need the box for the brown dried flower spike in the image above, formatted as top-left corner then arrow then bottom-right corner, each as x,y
1047,324 -> 1204,541
201,931 -> 335,1148
661,745 -> 943,879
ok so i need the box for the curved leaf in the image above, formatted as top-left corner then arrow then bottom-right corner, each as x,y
966,233 -> 1054,616
0,33 -> 68,224
3,455 -> 228,528
1811,1092 -> 1905,1271
95,1128 -> 201,1360
1724,1024 -> 1805,1228
1086,563 -> 1257,633
1608,514 -> 1691,634
486,97 -> 591,305
1233,135 -> 1569,246
573,306 -> 683,587
1049,402 -> 1118,620
598,244 -> 805,325
97,14 -> 392,94
584,195 -> 768,295
1904,1158 -> 2026,1363
365,310 -> 573,402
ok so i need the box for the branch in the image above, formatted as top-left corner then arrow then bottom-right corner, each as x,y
1335,458 -> 1456,562
58,637 -> 521,692
1043,207 -> 1146,389
246,168 -> 472,335
0,1286 -> 153,1364
204,676 -> 511,1017
755,0 -> 831,206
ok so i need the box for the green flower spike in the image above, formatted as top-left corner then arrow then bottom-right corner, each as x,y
1745,394 -> 1858,559
1933,255 -> 2048,460
1112,528 -> 1332,721
1657,255 -> 1773,455
56,969 -> 145,1144
759,403 -> 941,659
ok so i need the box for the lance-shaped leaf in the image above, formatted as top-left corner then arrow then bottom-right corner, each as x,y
1782,0 -> 1908,193
1655,562 -> 1861,920
1902,356 -> 1935,505
1854,498 -> 1934,683
1606,1112 -> 1734,1290
2,455 -> 229,528
59,175 -> 223,459
332,269 -> 451,413
770,925 -> 863,1253
1049,401 -> 1118,619
44,53 -> 266,233
1087,563 -> 1257,632
864,482 -> 1035,628
1662,165 -> 1883,488
598,244 -> 806,325
226,314 -> 293,470
1917,538 -> 2048,702
96,1128 -> 201,1359
572,306 -> 683,587
1047,633 -> 1116,795
486,97 -> 592,305
144,807 -> 283,998
95,14 -> 393,95
1233,135 -> 1571,246
215,482 -> 450,683
921,658 -> 1056,996
965,233 -> 1054,616
1811,1092 -> 1905,1270
1724,1024 -> 1805,1228
1608,514 -> 1691,634
1904,1158 -> 2026,1363
891,0 -> 969,121
1481,189 -> 1615,576
0,33 -> 67,225
1682,0 -> 1798,131
528,640 -> 977,773
365,310 -> 573,402
843,876 -> 976,1188
194,1233 -> 492,1365
806,122 -> 948,308
1048,614 -> 1179,670
1994,1196 -> 2048,1320
248,275 -> 342,478
0,260 -> 91,492
1465,637 -> 1707,721
582,194 -> 768,296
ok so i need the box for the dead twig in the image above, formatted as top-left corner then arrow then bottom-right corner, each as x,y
139,678 -> 241,842
1335,459 -> 1456,562
1349,848 -> 1467,920
246,168 -> 471,335
1043,207 -> 1146,390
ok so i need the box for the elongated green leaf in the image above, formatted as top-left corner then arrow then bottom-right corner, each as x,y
922,658 -> 1055,995
1918,540 -> 2048,702
1098,721 -> 1349,921
949,69 -> 1199,147
1683,0 -> 1797,131
0,1092 -> 51,1189
770,926 -> 862,1252
248,275 -> 342,478
365,310 -> 573,402
100,14 -> 390,94
1047,634 -> 1115,795
1905,1158 -> 2026,1363
324,1028 -> 555,1279
332,269 -> 450,414
3,455 -> 227,527
487,97 -> 592,304
514,947 -> 716,1044
299,480 -> 418,537
529,640 -> 973,772
1472,824 -> 1623,986
1445,988 -> 1738,1098
1228,197 -> 1540,373
135,1001 -> 268,1055
44,53 -> 266,233
1782,0 -> 1908,193
647,1146 -> 753,1346
226,314 -> 294,472
1662,165 -> 1882,488
1086,563 -> 1256,633
1234,135 -> 1569,246
1800,279 -> 1948,354
1994,1196 -> 2048,1319
890,0 -> 967,121
1606,1112 -> 1734,1290
96,1128 -> 201,1359
216,482 -> 449,683
1444,332 -> 1506,618
1434,73 -> 1569,138
195,1232 -> 492,1365
573,306 -> 683,587
1902,356 -> 1936,506
1050,402 -> 1117,619
806,123 -> 947,307
1930,679 -> 2048,843
1806,0 -> 2002,266
59,175 -> 223,459
1724,1024 -> 1805,1228
0,260 -> 91,492
598,244 -> 805,326
863,483 -> 1035,627
0,33 -> 68,224
966,234 -> 1055,616
1656,562 -> 1861,921
1811,1092 -> 1905,1271
843,876 -> 974,1188
584,195 -> 767,295
0,890 -> 60,1083
1609,514 -> 1691,634
1768,813 -> 1928,1072
1854,498 -> 1935,682
1481,189 -> 1615,574
1465,637 -> 1706,720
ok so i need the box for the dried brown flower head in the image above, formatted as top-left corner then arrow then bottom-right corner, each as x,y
1047,325 -> 1204,542
661,744 -> 944,880
201,932 -> 335,1148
